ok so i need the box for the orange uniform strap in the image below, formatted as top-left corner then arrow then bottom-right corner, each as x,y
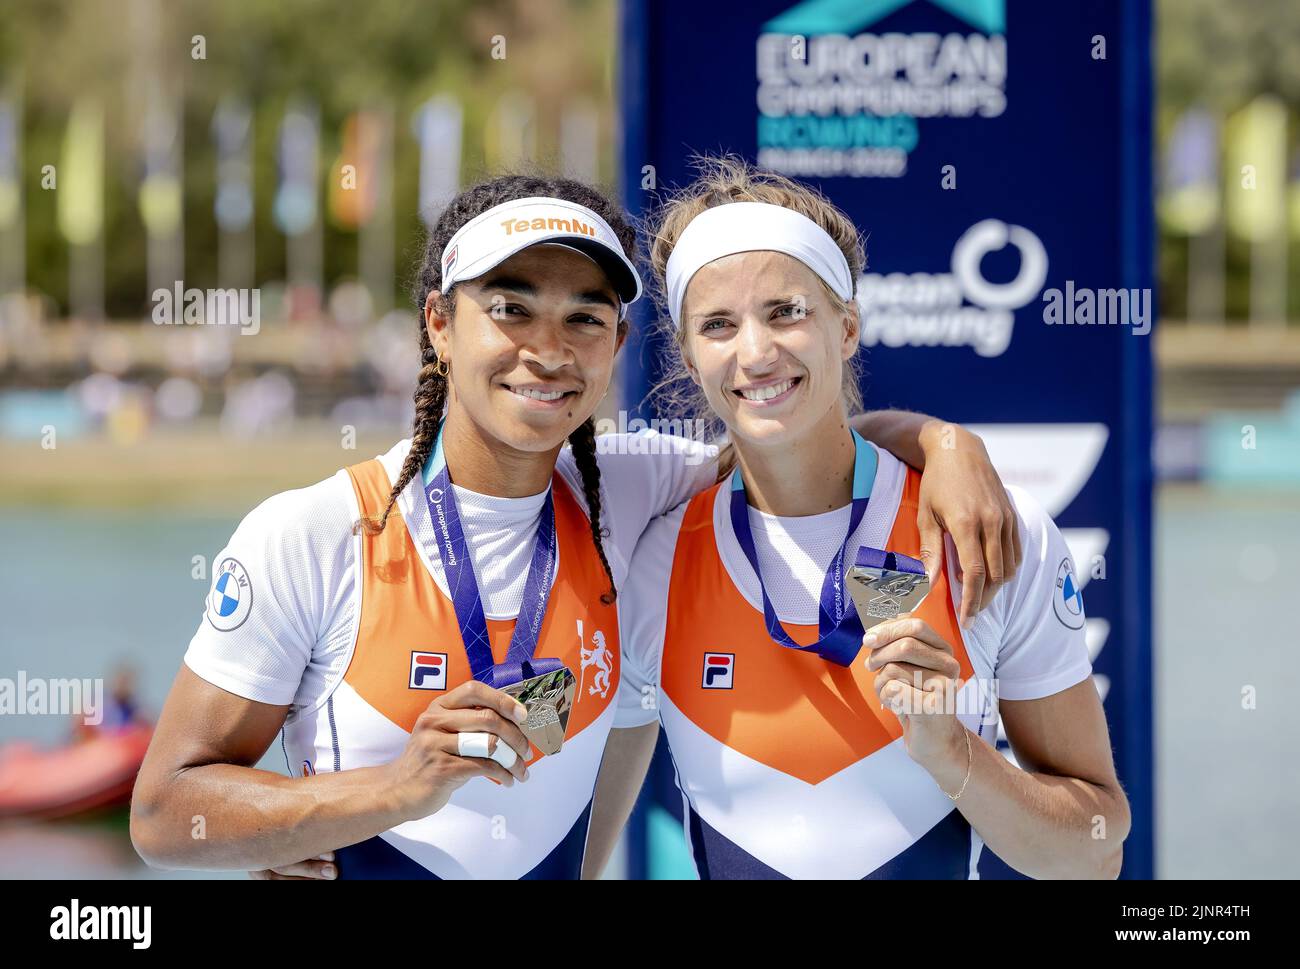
661,466 -> 972,785
341,457 -> 619,746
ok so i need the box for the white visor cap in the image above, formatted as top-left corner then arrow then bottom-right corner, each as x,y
664,201 -> 853,328
440,196 -> 643,307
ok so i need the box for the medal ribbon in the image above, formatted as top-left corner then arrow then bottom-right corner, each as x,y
854,547 -> 926,574
728,429 -> 878,666
423,425 -> 565,688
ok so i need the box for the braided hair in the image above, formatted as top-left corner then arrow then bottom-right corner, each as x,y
357,174 -> 632,605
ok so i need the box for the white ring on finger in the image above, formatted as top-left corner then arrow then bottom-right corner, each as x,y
456,731 -> 518,769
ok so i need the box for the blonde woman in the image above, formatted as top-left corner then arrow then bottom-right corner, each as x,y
586,159 -> 1129,880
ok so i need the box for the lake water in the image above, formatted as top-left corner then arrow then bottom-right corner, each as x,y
1,486 -> 1297,878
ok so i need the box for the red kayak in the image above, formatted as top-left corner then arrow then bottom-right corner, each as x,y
0,724 -> 153,820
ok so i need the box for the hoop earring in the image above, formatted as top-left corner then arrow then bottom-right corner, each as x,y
434,357 -> 450,378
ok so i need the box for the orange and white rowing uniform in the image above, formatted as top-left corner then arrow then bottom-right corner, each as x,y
616,443 -> 1093,879
185,432 -> 717,879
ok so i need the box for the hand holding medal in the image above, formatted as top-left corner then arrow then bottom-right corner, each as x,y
386,680 -> 533,823
862,610 -> 970,794
849,547 -> 965,769
501,665 -> 576,756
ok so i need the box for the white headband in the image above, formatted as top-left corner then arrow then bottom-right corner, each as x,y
664,201 -> 853,327
440,196 -> 643,306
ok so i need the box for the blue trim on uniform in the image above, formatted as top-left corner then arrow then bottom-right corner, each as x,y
685,803 -> 973,879
863,808 -> 972,879
422,431 -> 445,486
687,807 -> 786,879
279,730 -> 291,775
327,695 -> 341,773
728,430 -> 876,498
850,429 -> 877,500
334,801 -> 594,880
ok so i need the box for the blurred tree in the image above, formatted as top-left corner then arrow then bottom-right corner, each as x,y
0,0 -> 617,318
1158,0 -> 1300,111
1157,0 -> 1300,322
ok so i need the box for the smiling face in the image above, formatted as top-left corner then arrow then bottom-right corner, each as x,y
680,250 -> 858,449
426,244 -> 626,454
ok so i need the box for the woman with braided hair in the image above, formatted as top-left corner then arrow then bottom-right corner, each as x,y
131,173 -> 1020,880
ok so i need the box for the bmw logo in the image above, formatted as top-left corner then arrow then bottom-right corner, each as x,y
207,557 -> 253,632
1052,557 -> 1085,630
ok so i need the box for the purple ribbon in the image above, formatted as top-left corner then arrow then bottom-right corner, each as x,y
854,547 -> 926,575
728,429 -> 878,667
423,426 -> 564,688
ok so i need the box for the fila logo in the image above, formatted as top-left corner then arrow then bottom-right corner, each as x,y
702,652 -> 734,689
443,245 -> 458,273
410,652 -> 448,691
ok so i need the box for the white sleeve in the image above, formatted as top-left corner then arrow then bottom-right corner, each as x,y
989,486 -> 1094,701
557,430 -> 718,575
614,503 -> 687,728
183,473 -> 355,706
